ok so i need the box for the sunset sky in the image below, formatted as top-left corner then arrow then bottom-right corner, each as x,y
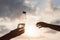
0,0 -> 60,40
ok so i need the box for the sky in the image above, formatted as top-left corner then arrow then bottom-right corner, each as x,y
0,0 -> 60,40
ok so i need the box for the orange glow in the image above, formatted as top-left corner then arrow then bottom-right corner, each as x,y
24,14 -> 40,37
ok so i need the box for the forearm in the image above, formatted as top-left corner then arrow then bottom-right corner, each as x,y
45,23 -> 60,31
0,28 -> 24,40
0,32 -> 12,40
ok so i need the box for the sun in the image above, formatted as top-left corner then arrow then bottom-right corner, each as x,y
24,15 -> 40,37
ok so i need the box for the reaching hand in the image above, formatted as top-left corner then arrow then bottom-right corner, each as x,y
36,22 -> 48,28
36,22 -> 60,31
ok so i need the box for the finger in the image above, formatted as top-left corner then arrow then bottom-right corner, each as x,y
17,24 -> 20,29
19,29 -> 24,31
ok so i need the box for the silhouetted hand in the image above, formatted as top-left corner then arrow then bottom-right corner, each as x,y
36,22 -> 60,31
0,23 -> 25,40
36,22 -> 48,28
9,27 -> 24,38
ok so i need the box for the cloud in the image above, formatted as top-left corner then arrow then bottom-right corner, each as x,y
0,0 -> 60,40
45,28 -> 57,34
0,25 -> 10,37
0,0 -> 31,19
